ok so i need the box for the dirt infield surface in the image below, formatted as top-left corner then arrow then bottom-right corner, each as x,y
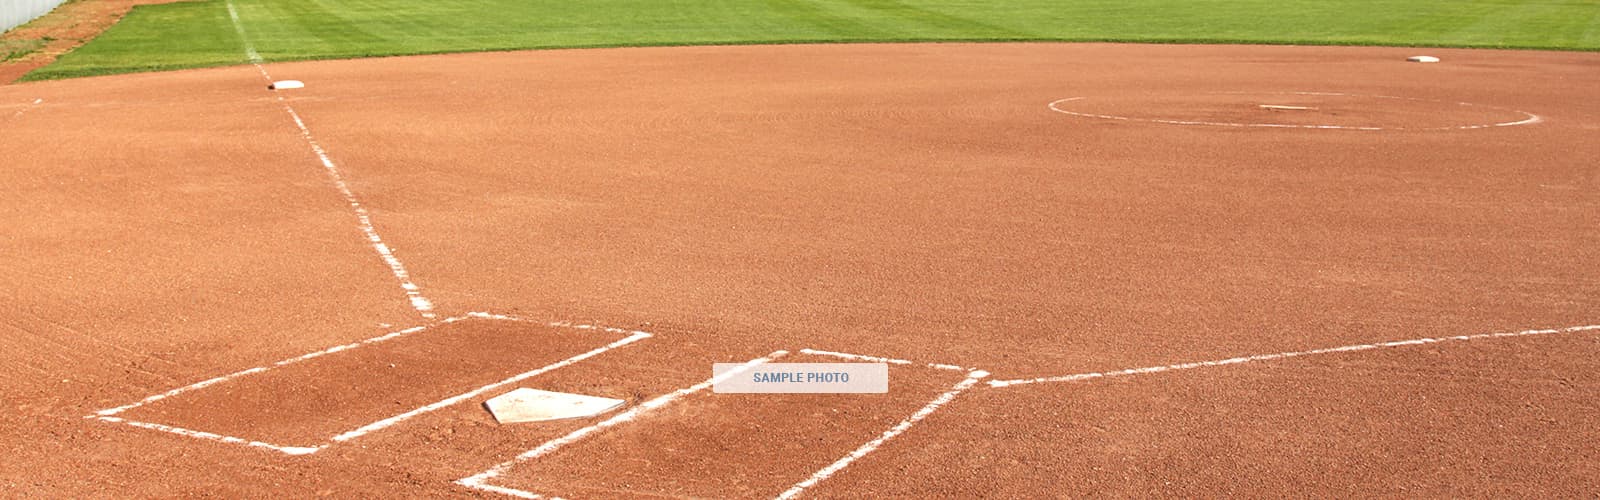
2,43 -> 1599,497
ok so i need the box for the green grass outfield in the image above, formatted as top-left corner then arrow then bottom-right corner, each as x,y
22,0 -> 1600,81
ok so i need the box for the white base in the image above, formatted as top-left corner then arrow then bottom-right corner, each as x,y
1406,56 -> 1441,63
485,388 -> 625,424
269,80 -> 306,90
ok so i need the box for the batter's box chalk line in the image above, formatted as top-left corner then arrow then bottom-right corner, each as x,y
457,348 -> 991,499
452,320 -> 1600,499
86,312 -> 653,456
451,322 -> 1600,498
87,312 -> 1597,496
988,322 -> 1600,388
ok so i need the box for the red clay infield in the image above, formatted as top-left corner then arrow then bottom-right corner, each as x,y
2,43 -> 1598,497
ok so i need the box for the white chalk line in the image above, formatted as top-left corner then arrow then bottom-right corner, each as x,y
224,0 -> 263,67
331,330 -> 652,442
776,369 -> 989,500
94,416 -> 322,456
91,316 -> 472,417
460,349 -> 990,499
457,481 -> 552,500
489,312 -> 659,338
988,323 -> 1600,388
1048,91 -> 1542,131
457,351 -> 789,496
227,0 -> 435,319
277,102 -> 437,318
799,348 -> 969,371
88,313 -> 646,455
6,98 -> 43,119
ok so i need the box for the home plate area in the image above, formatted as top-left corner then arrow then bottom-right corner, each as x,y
458,351 -> 982,498
89,312 -> 988,498
89,313 -> 653,454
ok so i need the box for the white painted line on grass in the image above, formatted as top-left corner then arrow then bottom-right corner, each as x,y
457,351 -> 790,496
989,323 -> 1600,388
331,331 -> 652,442
225,0 -> 269,82
776,370 -> 990,499
800,348 -> 968,371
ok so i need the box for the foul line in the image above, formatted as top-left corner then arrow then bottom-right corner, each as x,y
457,351 -> 790,496
224,1 -> 262,66
226,0 -> 435,319
989,323 -> 1600,388
777,369 -> 989,499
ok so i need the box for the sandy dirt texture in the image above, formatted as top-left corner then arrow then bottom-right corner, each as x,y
1,43 -> 1598,497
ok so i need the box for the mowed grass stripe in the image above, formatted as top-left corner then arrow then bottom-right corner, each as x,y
24,0 -> 1600,81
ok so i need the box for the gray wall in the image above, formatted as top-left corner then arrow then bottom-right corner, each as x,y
2,0 -> 67,34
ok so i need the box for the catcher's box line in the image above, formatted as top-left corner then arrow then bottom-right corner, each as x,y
224,0 -> 261,65
87,313 -> 654,455
989,323 -> 1600,388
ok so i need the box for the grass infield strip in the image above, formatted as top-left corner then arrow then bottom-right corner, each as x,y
21,0 -> 1600,81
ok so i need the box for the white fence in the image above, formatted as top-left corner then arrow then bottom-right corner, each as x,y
2,0 -> 67,33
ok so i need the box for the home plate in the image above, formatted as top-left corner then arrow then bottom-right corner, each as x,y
485,388 -> 625,424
